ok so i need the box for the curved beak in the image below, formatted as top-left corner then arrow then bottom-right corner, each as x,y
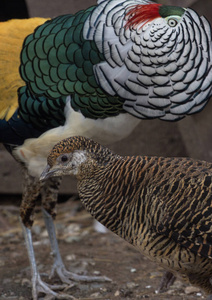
40,165 -> 55,181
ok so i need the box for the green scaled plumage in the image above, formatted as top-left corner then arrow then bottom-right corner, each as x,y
20,7 -> 125,121
18,86 -> 66,129
159,6 -> 185,18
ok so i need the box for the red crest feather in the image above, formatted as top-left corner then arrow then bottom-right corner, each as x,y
125,3 -> 161,29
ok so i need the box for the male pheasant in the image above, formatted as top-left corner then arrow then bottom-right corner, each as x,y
41,135 -> 212,299
0,0 -> 212,298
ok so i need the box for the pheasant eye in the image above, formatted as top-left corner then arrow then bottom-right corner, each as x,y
167,18 -> 179,27
61,155 -> 68,162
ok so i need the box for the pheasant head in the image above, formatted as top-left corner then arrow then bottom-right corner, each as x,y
125,3 -> 185,29
40,136 -> 114,180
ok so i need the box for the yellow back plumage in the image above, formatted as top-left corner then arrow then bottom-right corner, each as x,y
0,18 -> 48,120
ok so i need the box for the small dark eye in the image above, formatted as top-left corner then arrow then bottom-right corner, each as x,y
167,18 -> 178,27
61,155 -> 68,162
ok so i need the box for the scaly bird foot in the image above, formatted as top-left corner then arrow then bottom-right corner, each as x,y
41,209 -> 111,285
158,271 -> 176,293
50,262 -> 111,284
32,273 -> 75,300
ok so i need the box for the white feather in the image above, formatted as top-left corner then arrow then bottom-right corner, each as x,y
110,44 -> 124,66
164,63 -> 178,73
189,97 -> 209,113
201,74 -> 212,91
94,63 -> 116,95
170,92 -> 192,104
170,101 -> 194,115
175,54 -> 189,67
153,86 -> 173,97
134,105 -> 165,118
182,59 -> 195,72
128,50 -> 140,64
196,59 -> 208,81
14,97 -> 140,177
148,97 -> 171,108
187,79 -> 204,94
194,50 -> 203,68
151,76 -> 170,86
122,104 -> 146,119
171,69 -> 186,82
160,113 -> 183,121
137,74 -> 153,86
173,81 -> 188,92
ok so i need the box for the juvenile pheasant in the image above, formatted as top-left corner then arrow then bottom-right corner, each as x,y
1,0 -> 212,298
41,136 -> 212,299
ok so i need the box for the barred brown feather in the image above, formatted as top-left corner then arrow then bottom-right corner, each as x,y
43,136 -> 212,296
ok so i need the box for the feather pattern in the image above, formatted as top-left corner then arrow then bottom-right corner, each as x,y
125,3 -> 161,29
44,136 -> 212,295
84,0 -> 212,120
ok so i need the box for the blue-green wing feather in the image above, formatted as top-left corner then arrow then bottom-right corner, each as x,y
19,7 -> 125,122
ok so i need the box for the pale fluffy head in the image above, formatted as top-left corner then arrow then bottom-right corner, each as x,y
40,149 -> 87,180
40,136 -> 114,181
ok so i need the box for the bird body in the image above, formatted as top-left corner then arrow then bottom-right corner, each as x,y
42,136 -> 212,295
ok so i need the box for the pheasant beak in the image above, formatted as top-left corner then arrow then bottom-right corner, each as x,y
40,164 -> 56,181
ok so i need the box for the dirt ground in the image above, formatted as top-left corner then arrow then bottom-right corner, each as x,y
0,197 -> 207,300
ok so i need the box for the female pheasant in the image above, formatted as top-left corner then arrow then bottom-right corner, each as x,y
0,0 -> 212,298
41,136 -> 212,299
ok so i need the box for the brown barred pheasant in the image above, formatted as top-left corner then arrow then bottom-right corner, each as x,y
41,136 -> 212,299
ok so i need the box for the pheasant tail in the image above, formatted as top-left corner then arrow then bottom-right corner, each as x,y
0,18 -> 47,120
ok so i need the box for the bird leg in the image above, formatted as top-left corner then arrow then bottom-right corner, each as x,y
41,176 -> 62,220
43,208 -> 111,283
21,221 -> 75,300
41,177 -> 111,284
158,271 -> 176,292
20,169 -> 75,299
207,279 -> 212,299
20,168 -> 41,227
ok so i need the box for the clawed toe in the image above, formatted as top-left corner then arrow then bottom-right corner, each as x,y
158,271 -> 176,293
32,273 -> 75,300
50,262 -> 111,285
59,268 -> 112,283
